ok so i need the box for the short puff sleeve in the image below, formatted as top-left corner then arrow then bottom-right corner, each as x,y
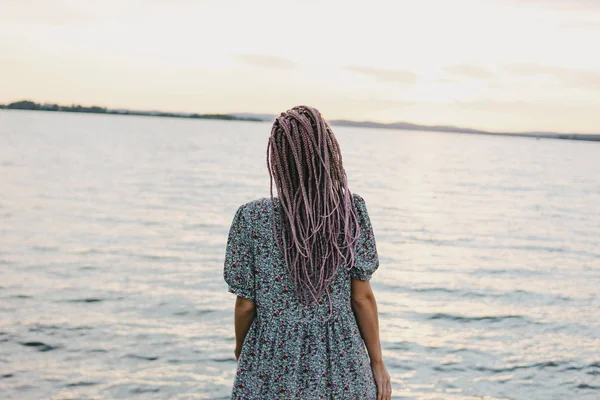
223,204 -> 256,301
350,194 -> 379,281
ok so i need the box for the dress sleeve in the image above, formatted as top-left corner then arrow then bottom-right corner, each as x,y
350,194 -> 380,281
223,204 -> 255,301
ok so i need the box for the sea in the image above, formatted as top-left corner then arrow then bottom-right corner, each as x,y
0,110 -> 598,400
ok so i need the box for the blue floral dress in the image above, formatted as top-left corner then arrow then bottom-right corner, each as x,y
224,193 -> 379,399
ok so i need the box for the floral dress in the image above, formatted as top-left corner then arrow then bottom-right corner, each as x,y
224,193 -> 379,399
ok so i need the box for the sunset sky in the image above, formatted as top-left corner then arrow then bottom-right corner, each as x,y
1,0 -> 599,133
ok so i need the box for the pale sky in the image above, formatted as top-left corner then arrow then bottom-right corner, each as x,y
1,0 -> 600,133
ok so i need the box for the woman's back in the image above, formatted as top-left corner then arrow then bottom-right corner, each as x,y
224,193 -> 379,398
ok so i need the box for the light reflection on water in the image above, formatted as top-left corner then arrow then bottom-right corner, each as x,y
0,110 -> 599,399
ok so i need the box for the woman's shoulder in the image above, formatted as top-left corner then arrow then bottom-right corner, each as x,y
350,192 -> 374,224
239,196 -> 274,209
351,192 -> 370,211
351,192 -> 365,203
235,197 -> 275,219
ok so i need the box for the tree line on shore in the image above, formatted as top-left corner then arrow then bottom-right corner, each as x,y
0,100 -> 262,122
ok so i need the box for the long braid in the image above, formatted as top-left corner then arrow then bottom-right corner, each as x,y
266,105 -> 360,306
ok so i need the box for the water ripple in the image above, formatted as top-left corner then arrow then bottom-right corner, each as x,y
19,341 -> 61,352
426,313 -> 533,324
124,354 -> 159,361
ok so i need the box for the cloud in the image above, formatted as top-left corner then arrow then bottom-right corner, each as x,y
235,54 -> 298,69
0,1 -> 170,26
560,20 -> 600,30
506,63 -> 600,90
506,0 -> 600,11
445,99 -> 575,112
444,64 -> 492,79
343,66 -> 418,84
0,2 -> 106,25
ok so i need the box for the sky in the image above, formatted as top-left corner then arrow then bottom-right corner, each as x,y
1,0 -> 600,133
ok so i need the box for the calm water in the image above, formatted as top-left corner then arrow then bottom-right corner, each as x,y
0,110 -> 599,400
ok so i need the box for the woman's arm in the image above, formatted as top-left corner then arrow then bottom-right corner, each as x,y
234,296 -> 256,360
351,279 -> 391,400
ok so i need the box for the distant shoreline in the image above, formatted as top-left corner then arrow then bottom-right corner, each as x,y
2,100 -> 599,142
0,100 -> 263,122
328,120 -> 600,142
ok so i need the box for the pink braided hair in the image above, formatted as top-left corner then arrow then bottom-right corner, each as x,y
266,105 -> 360,306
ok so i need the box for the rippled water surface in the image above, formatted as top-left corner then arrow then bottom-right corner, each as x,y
0,110 -> 599,399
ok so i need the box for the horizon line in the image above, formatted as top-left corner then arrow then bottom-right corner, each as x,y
1,99 -> 599,140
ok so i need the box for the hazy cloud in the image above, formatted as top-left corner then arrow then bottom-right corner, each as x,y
0,2 -> 106,25
506,63 -> 600,90
343,66 -> 418,84
506,0 -> 600,11
235,54 -> 298,69
446,99 -> 576,112
444,64 -> 492,79
560,20 -> 600,30
0,0 -> 189,26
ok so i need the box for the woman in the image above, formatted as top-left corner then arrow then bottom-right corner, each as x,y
224,106 -> 391,399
